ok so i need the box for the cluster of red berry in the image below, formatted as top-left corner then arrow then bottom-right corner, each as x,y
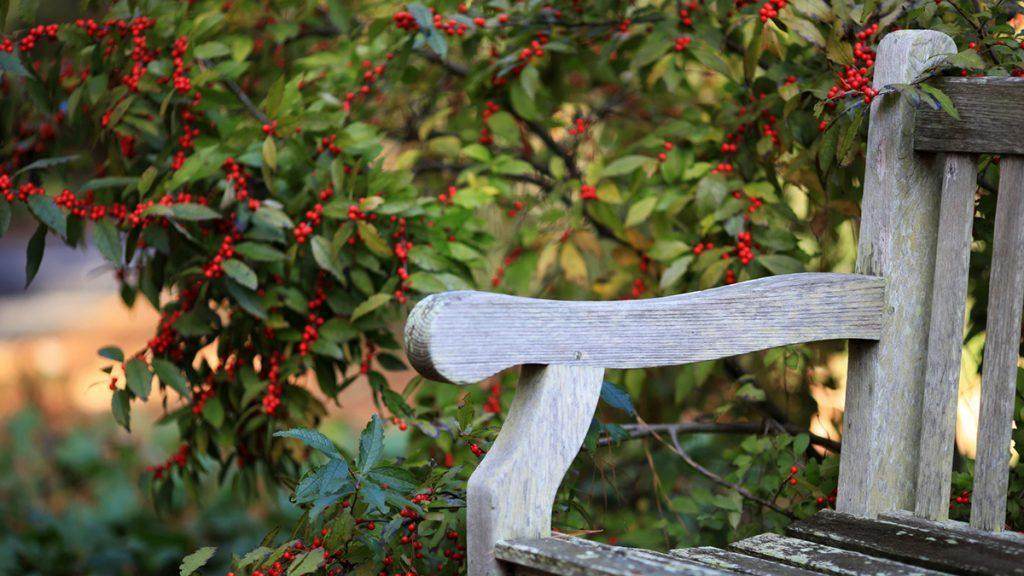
262,351 -> 283,415
299,276 -> 330,357
674,36 -> 692,52
202,233 -> 239,279
567,115 -> 590,137
317,134 -> 342,156
343,55 -> 392,113
658,141 -> 674,162
191,372 -> 218,415
0,170 -> 44,203
580,184 -> 597,200
758,0 -> 788,22
147,443 -> 190,480
483,382 -> 502,413
478,100 -> 501,145
490,246 -> 522,287
171,35 -> 193,94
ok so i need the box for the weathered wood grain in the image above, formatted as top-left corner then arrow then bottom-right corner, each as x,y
495,535 -> 738,576
880,510 -> 1024,545
404,273 -> 884,385
971,156 -> 1024,531
730,533 -> 946,576
671,546 -> 824,575
915,153 -> 977,520
915,77 -> 1024,155
838,29 -> 956,518
787,509 -> 1024,575
467,365 -> 604,576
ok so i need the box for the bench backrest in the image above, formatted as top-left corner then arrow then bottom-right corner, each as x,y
837,31 -> 1024,532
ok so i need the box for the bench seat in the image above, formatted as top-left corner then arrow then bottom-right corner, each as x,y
497,510 -> 1024,575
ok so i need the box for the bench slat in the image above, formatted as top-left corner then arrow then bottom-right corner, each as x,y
972,155 -> 1024,531
786,509 -> 1024,575
914,77 -> 1024,155
731,533 -> 948,576
405,273 -> 884,384
671,546 -> 824,575
880,511 -> 1024,545
915,153 -> 977,520
495,535 -> 740,576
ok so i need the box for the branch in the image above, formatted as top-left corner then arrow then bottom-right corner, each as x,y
601,420 -> 841,453
666,428 -> 798,520
199,58 -> 271,125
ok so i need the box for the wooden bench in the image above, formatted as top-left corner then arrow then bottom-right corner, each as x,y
403,29 -> 1024,575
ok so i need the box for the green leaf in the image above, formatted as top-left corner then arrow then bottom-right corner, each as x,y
625,197 -> 658,228
138,166 -> 158,194
194,41 -> 230,59
603,155 -> 653,178
286,551 -> 324,576
27,195 -> 66,239
171,203 -> 222,221
24,223 -> 47,288
234,242 -> 285,262
222,259 -> 258,290
262,136 -> 278,171
94,219 -> 122,265
920,83 -> 960,120
254,206 -> 294,229
112,389 -> 131,431
311,235 -> 343,281
600,381 -> 635,415
351,293 -> 391,322
0,199 -> 10,237
203,396 -> 224,427
274,428 -> 343,459
660,255 -> 694,290
98,346 -> 124,363
179,547 -> 217,576
0,52 -> 28,77
15,154 -> 79,176
225,280 -> 268,319
126,358 -> 152,401
758,254 -> 804,275
357,414 -> 384,472
509,81 -> 538,120
153,358 -> 190,398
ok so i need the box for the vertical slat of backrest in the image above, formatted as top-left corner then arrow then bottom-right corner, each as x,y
838,30 -> 956,518
914,153 -> 977,521
971,157 -> 1024,531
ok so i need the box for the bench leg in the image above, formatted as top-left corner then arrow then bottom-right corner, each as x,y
467,364 -> 604,576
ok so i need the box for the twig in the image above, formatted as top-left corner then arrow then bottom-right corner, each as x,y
665,428 -> 798,520
600,420 -> 841,453
199,58 -> 271,124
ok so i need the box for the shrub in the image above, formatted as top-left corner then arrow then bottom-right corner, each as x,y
2,0 -> 1023,574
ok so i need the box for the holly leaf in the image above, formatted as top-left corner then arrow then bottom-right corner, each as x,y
25,223 -> 47,288
27,195 -> 66,239
126,358 -> 153,401
111,389 -> 131,431
171,203 -> 221,221
357,414 -> 384,472
311,235 -> 343,281
98,346 -> 124,363
274,428 -> 343,460
234,242 -> 285,262
351,293 -> 391,322
94,219 -> 122,265
153,358 -> 190,398
600,381 -> 636,415
222,258 -> 258,290
179,547 -> 216,576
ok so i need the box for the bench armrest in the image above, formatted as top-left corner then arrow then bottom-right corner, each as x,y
404,272 -> 885,384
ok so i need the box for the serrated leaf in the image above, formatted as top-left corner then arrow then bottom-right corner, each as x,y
126,358 -> 152,401
287,551 -> 323,576
274,428 -> 343,459
94,219 -> 122,265
179,547 -> 216,576
600,381 -> 635,414
357,414 -> 384,472
222,259 -> 258,290
351,293 -> 391,322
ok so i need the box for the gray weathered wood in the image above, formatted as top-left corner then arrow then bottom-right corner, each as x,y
838,29 -> 956,518
971,156 -> 1024,531
671,546 -> 824,575
495,535 -> 738,576
915,153 -> 977,520
405,273 -> 884,385
788,509 -> 1024,575
730,533 -> 947,576
881,510 -> 1024,545
468,365 -> 604,576
915,77 -> 1024,155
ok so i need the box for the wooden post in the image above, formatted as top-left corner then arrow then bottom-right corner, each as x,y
837,30 -> 956,518
467,365 -> 604,576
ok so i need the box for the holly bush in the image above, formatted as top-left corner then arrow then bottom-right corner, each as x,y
3,0 -> 1024,574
